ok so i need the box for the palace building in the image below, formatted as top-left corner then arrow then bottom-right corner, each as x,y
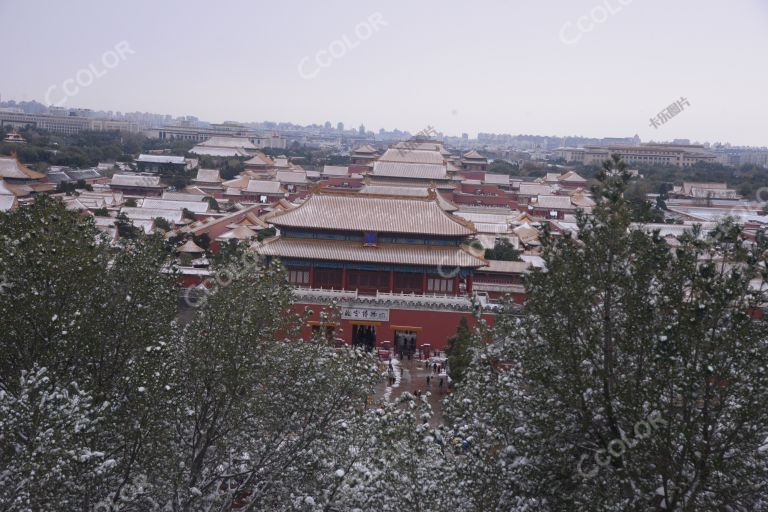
253,188 -> 497,352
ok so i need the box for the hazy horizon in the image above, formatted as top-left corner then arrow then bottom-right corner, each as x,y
1,0 -> 767,146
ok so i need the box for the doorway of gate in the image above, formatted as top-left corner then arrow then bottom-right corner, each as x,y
352,323 -> 377,352
393,328 -> 418,358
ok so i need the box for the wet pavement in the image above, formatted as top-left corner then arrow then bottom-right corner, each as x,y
372,354 -> 450,426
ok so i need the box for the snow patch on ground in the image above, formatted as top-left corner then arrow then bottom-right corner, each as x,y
383,358 -> 401,402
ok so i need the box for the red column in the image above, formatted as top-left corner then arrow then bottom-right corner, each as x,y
389,270 -> 395,293
422,272 -> 428,294
466,274 -> 474,295
342,267 -> 348,291
309,267 -> 315,288
453,275 -> 460,296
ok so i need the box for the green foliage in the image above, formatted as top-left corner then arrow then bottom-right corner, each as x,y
487,159 -> 518,175
446,155 -> 768,510
0,197 -> 178,510
445,317 -> 473,384
576,159 -> 768,199
202,195 -> 219,211
484,237 -> 522,261
93,207 -> 109,216
256,226 -> 277,241
153,216 -> 172,232
0,128 -> 144,168
115,211 -> 141,239
181,208 -> 196,221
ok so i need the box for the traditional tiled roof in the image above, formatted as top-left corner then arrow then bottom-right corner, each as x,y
162,192 -> 207,202
378,148 -> 445,165
353,144 -> 378,154
0,180 -> 17,196
195,137 -> 258,150
256,237 -> 485,267
141,198 -> 210,213
462,150 -> 485,160
518,183 -> 556,196
244,153 -> 274,167
64,169 -> 102,181
137,154 -> 186,164
195,168 -> 221,183
71,190 -> 124,208
513,223 -> 541,244
532,195 -> 575,209
360,185 -> 431,197
359,185 -> 458,212
483,174 -> 510,186
559,170 -> 586,182
276,171 -> 307,184
245,180 -> 283,194
569,189 -> 596,208
273,157 -> 291,168
222,176 -> 249,189
0,194 -> 17,212
177,239 -> 205,253
190,146 -> 250,158
217,225 -> 258,240
268,190 -> 474,236
372,161 -> 447,180
322,165 -> 349,176
111,174 -> 163,188
121,207 -> 182,224
0,156 -> 45,180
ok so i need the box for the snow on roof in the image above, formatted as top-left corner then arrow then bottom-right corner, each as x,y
137,154 -> 186,164
322,165 -> 349,176
177,239 -> 205,253
0,194 -> 17,212
0,156 -> 45,179
141,198 -> 210,213
162,192 -> 207,201
195,168 -> 221,183
121,207 -> 183,224
110,174 -> 162,188
245,180 -> 283,194
483,174 -> 510,185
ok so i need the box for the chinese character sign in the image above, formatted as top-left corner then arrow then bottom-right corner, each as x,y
341,307 -> 389,321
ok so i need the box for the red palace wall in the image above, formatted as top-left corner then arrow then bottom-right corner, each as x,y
294,302 -> 496,351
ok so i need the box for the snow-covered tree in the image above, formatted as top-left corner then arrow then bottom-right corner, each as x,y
145,262 -> 381,511
320,393 -> 455,512
446,156 -> 768,511
0,366 -> 111,512
0,198 -> 178,510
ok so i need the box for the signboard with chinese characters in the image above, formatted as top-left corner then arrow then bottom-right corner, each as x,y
341,307 -> 389,322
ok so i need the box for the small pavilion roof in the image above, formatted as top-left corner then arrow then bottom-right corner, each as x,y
177,239 -> 205,254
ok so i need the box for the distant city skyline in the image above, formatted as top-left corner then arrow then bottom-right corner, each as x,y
1,0 -> 766,146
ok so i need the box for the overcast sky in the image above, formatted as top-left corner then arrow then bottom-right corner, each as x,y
1,0 -> 766,146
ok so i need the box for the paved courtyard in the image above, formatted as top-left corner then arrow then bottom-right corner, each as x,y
372,354 -> 450,426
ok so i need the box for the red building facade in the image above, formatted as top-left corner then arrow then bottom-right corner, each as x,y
256,189 -> 496,352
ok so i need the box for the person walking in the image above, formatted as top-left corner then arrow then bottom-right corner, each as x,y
439,377 -> 444,390
426,375 -> 431,387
